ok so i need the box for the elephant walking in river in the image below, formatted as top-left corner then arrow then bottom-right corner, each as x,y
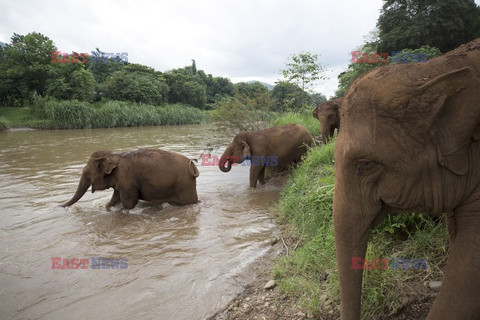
62,149 -> 199,209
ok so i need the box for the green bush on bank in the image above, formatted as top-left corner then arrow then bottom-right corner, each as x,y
0,117 -> 9,130
29,97 -> 205,129
271,112 -> 320,137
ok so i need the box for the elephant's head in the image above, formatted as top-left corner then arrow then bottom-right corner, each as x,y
333,60 -> 480,319
312,98 -> 342,143
62,150 -> 119,207
218,133 -> 250,172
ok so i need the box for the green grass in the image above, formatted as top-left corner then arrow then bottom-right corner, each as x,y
0,107 -> 53,129
272,139 -> 449,319
271,111 -> 320,137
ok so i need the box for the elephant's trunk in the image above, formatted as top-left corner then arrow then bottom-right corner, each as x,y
333,175 -> 377,319
219,156 -> 232,173
62,174 -> 91,207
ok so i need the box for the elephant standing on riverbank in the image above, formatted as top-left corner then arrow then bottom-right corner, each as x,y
62,149 -> 199,209
218,124 -> 313,188
312,98 -> 342,143
333,38 -> 480,319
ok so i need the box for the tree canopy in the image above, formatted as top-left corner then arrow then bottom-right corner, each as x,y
377,0 -> 480,53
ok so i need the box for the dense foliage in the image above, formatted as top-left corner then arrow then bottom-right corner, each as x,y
377,0 -> 480,54
0,32 -> 326,130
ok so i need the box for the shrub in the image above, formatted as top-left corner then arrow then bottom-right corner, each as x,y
0,117 -> 9,130
271,112 -> 320,137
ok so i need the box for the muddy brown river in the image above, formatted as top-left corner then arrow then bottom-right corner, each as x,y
0,124 -> 282,320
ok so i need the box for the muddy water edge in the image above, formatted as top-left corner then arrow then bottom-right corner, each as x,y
0,124 -> 284,320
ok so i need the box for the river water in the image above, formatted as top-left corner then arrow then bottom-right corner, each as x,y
0,124 -> 283,320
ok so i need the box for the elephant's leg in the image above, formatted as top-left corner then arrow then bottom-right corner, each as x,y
427,197 -> 480,319
249,166 -> 262,188
173,186 -> 199,205
445,211 -> 457,243
119,189 -> 139,209
106,189 -> 120,209
258,167 -> 266,185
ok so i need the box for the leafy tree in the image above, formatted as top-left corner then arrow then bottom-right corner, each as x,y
70,68 -> 95,101
210,96 -> 274,134
0,32 -> 56,106
377,0 -> 480,53
87,48 -> 126,84
281,52 -> 326,106
201,73 -> 235,104
46,62 -> 95,101
101,70 -> 168,105
234,82 -> 269,98
309,93 -> 327,106
163,67 -> 208,108
191,59 -> 197,74
271,81 -> 305,112
124,63 -> 157,75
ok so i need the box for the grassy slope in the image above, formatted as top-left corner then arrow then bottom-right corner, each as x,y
271,113 -> 449,319
0,107 -> 52,129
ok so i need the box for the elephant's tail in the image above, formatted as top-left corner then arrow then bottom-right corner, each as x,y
189,160 -> 200,178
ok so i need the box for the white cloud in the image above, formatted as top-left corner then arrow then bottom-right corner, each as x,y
1,0 -> 479,98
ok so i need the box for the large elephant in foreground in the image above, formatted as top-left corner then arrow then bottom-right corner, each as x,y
312,98 -> 342,143
62,149 -> 199,209
333,38 -> 480,319
219,124 -> 313,188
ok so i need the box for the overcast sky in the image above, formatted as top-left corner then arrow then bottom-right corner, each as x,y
1,0 -> 479,98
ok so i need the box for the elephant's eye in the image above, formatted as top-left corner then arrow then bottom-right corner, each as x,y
357,160 -> 379,176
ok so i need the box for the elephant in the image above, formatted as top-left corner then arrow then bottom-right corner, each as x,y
219,124 -> 313,188
62,149 -> 199,209
312,98 -> 342,143
333,37 -> 480,319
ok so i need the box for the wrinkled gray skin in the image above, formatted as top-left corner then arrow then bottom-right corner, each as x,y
219,124 -> 313,188
312,98 -> 342,143
333,38 -> 480,319
62,149 -> 199,209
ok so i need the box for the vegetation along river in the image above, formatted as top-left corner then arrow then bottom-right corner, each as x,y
0,124 -> 283,320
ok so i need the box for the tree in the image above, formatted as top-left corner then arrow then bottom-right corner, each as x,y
101,70 -> 169,105
87,48 -> 125,84
163,67 -> 208,108
281,52 -> 326,107
70,68 -> 95,101
377,0 -> 480,53
46,63 -> 95,101
271,81 -> 305,112
234,82 -> 269,98
0,32 -> 57,106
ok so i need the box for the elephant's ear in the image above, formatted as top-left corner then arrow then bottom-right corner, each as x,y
416,67 -> 480,175
241,140 -> 251,158
94,156 -> 118,175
